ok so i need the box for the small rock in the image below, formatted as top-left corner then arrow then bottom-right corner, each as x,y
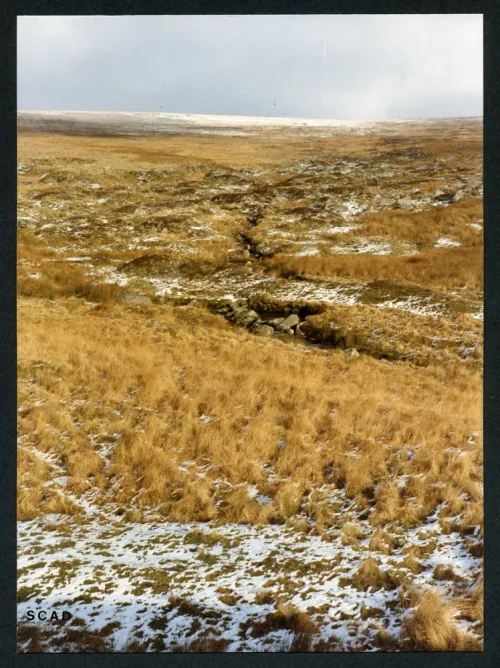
255,244 -> 274,257
209,298 -> 233,313
234,309 -> 260,327
397,197 -> 415,210
466,175 -> 480,189
344,348 -> 360,358
277,314 -> 300,332
227,306 -> 245,321
452,190 -> 464,203
118,294 -> 152,306
251,323 -> 274,337
433,186 -> 455,202
268,317 -> 285,328
295,322 -> 308,338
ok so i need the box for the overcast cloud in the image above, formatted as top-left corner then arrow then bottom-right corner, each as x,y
17,14 -> 483,120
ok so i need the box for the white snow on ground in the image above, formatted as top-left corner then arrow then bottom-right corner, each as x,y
341,200 -> 368,219
19,111 -> 481,138
17,430 -> 483,652
328,239 -> 418,256
88,263 -> 481,321
375,295 -> 448,318
330,240 -> 393,256
17,498 -> 482,652
295,248 -> 321,257
435,237 -> 462,248
324,224 -> 360,235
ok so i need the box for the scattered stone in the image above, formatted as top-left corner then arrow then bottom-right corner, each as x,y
268,317 -> 285,328
254,243 -> 274,257
466,175 -> 480,189
452,190 -> 464,203
234,309 -> 260,327
251,323 -> 274,337
396,197 -> 415,211
344,348 -> 360,358
295,322 -> 308,338
209,298 -> 234,314
433,186 -> 455,202
118,294 -> 152,306
277,314 -> 300,332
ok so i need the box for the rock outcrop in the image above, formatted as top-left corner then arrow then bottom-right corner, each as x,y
209,299 -> 303,338
277,314 -> 300,333
118,294 -> 153,306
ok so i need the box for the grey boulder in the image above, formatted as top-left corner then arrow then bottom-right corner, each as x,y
119,294 -> 152,306
466,175 -> 480,189
433,186 -> 455,201
397,197 -> 415,211
277,314 -> 300,332
295,322 -> 308,338
251,323 -> 274,337
234,309 -> 260,327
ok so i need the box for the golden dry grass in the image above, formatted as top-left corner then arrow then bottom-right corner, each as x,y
291,300 -> 482,367
401,589 -> 482,651
17,120 -> 483,168
17,294 -> 482,528
265,244 -> 483,292
17,122 -> 483,652
351,199 -> 483,248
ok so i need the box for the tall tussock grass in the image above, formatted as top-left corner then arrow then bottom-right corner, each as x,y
17,296 -> 482,529
400,589 -> 482,651
265,244 -> 483,292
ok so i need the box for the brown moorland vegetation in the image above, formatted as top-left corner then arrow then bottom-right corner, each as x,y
17,118 -> 482,652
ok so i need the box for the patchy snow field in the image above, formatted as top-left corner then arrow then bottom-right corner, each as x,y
17,114 -> 483,652
17,110 -> 483,137
18,500 -> 481,652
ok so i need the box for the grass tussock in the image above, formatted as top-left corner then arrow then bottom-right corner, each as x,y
265,244 -> 483,292
352,199 -> 483,248
17,123 -> 482,653
297,300 -> 482,367
250,603 -> 318,638
172,637 -> 231,652
17,296 -> 482,528
348,557 -> 398,592
401,589 -> 482,651
17,256 -> 126,303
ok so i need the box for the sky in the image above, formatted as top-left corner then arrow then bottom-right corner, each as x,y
17,14 -> 483,120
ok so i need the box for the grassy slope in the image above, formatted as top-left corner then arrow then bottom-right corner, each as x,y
17,124 -> 483,651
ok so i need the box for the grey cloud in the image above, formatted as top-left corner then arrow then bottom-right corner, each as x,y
17,14 -> 483,119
